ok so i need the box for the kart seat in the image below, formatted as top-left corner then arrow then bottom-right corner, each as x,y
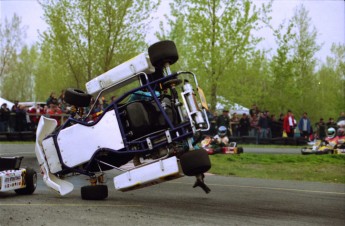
122,101 -> 165,139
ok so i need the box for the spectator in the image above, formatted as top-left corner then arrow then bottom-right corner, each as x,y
316,118 -> 327,140
15,105 -> 30,131
298,112 -> 312,139
249,113 -> 259,137
0,103 -> 11,132
283,110 -> 296,138
326,117 -> 337,130
28,104 -> 45,130
217,109 -> 231,136
239,113 -> 250,136
270,114 -> 283,138
209,110 -> 218,136
265,110 -> 272,138
11,100 -> 19,112
204,109 -> 217,136
58,90 -> 65,104
47,104 -> 63,126
230,112 -> 240,137
277,113 -> 284,136
249,104 -> 259,118
258,111 -> 270,138
46,92 -> 58,106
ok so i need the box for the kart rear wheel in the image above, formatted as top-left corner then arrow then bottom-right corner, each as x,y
81,185 -> 108,200
64,88 -> 92,107
180,149 -> 211,176
148,40 -> 179,68
15,168 -> 37,195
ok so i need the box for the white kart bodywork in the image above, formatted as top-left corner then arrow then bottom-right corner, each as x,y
35,116 -> 74,195
35,114 -> 184,195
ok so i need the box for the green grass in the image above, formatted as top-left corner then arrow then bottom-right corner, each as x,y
209,154 -> 345,183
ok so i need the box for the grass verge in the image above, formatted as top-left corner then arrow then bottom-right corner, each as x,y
209,154 -> 345,184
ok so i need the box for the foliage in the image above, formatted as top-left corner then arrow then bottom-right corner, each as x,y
0,14 -> 27,96
35,0 -> 160,100
2,45 -> 38,101
158,0 -> 268,112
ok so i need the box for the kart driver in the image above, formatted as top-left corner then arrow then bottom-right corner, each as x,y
325,128 -> 338,148
212,126 -> 229,147
325,127 -> 345,148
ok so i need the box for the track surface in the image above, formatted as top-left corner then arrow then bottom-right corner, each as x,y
0,144 -> 344,226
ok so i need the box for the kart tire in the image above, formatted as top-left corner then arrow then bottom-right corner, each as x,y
81,185 -> 108,200
237,147 -> 244,154
180,149 -> 211,176
15,168 -> 37,195
148,40 -> 179,68
64,88 -> 92,107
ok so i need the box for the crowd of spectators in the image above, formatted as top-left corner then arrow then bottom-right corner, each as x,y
207,103 -> 345,142
0,90 -> 116,133
1,93 -> 344,142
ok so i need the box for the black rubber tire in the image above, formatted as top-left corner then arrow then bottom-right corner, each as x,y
237,147 -> 244,154
148,40 -> 179,68
179,149 -> 211,176
15,168 -> 37,195
64,88 -> 92,107
81,185 -> 108,200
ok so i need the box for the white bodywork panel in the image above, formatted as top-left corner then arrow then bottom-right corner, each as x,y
42,137 -> 62,174
114,156 -> 183,192
86,53 -> 155,95
35,116 -> 74,195
57,110 -> 125,168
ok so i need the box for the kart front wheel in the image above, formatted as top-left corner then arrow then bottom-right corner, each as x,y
81,185 -> 108,200
15,168 -> 37,195
180,149 -> 211,176
148,40 -> 179,68
64,88 -> 92,107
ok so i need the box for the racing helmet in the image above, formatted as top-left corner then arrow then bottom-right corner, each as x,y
218,126 -> 227,137
337,128 -> 345,136
327,127 -> 336,138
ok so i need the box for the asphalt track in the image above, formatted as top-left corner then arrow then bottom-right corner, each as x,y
0,144 -> 344,226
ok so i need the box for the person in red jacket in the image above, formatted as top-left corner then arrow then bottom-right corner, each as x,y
283,110 -> 296,138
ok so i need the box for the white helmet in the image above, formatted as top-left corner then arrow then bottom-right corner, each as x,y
327,127 -> 336,138
218,126 -> 227,137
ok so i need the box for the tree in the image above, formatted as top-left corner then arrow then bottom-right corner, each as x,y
290,4 -> 321,115
316,43 -> 345,119
269,18 -> 297,114
0,14 -> 26,94
2,45 -> 38,101
157,0 -> 270,111
36,0 -> 160,99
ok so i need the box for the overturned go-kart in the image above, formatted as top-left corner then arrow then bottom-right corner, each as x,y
0,156 -> 37,195
35,40 -> 212,200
